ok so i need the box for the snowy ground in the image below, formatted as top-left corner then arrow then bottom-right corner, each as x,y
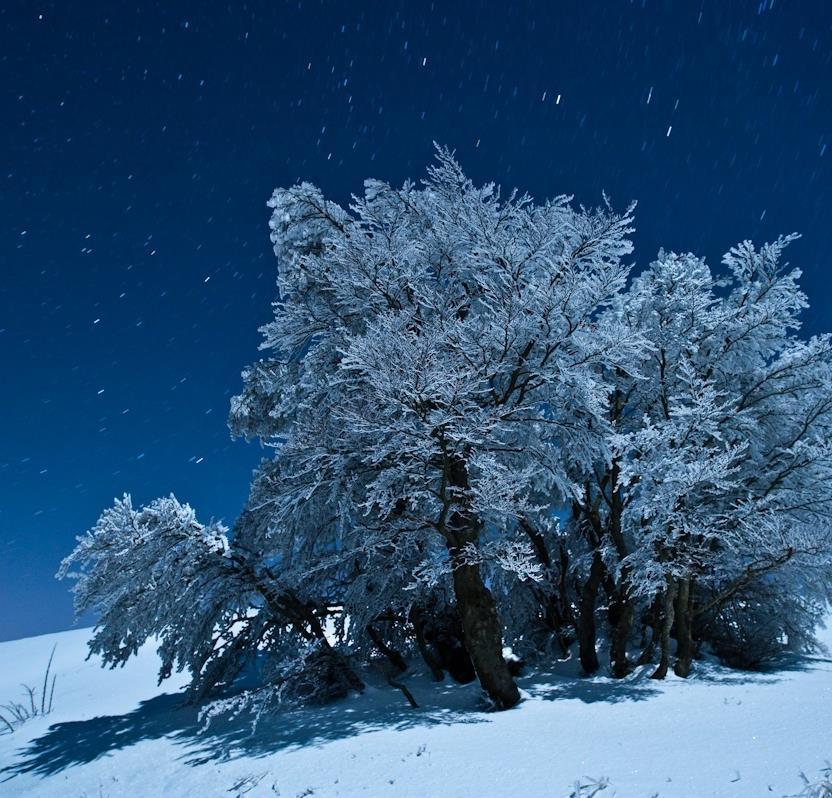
0,624 -> 830,798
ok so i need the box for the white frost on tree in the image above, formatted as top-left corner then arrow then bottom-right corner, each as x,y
60,150 -> 832,716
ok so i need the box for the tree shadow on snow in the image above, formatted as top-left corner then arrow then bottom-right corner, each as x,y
684,649 -> 832,684
0,677 -> 485,780
0,692 -> 198,780
521,670 -> 662,703
5,652 -> 827,781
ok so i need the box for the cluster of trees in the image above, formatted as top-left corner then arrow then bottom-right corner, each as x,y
60,149 -> 832,713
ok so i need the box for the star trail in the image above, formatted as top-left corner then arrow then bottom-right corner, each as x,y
1,0 -> 831,640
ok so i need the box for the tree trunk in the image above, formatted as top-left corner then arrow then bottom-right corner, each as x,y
637,595 -> 662,666
409,606 -> 445,681
673,577 -> 694,678
609,594 -> 634,678
245,567 -> 365,694
651,577 -> 677,680
449,544 -> 521,709
577,552 -> 604,674
521,518 -> 572,656
443,454 -> 520,709
367,624 -> 407,673
558,542 -> 577,633
411,598 -> 477,683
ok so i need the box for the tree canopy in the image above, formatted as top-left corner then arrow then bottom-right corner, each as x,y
61,149 -> 832,714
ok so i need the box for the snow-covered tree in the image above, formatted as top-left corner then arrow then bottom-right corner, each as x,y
59,494 -> 363,706
60,149 -> 832,718
227,147 -> 638,707
567,237 -> 832,678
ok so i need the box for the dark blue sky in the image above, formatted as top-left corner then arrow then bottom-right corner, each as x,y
2,0 -> 831,641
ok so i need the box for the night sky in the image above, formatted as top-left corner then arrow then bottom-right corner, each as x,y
2,1 -> 831,641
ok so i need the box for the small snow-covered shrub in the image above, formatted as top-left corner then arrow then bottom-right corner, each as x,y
705,581 -> 827,669
199,641 -> 362,731
273,642 -> 363,706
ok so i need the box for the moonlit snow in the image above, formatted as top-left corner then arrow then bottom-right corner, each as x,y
1,622 -> 830,797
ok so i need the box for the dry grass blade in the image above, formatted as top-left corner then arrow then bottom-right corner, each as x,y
0,646 -> 58,735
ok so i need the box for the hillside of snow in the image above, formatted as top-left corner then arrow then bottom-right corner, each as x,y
1,624 -> 830,798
